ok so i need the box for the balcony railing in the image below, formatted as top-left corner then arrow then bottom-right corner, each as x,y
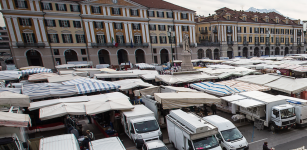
227,41 -> 234,46
285,42 -> 290,46
243,41 -> 249,46
134,43 -> 149,47
198,42 -> 220,47
213,29 -> 218,34
297,42 -> 302,47
16,43 -> 45,48
275,42 -> 280,46
92,43 -> 149,47
265,42 -> 270,46
227,30 -> 232,34
0,45 -> 10,49
200,29 -> 208,34
91,43 -> 107,47
255,41 -> 260,46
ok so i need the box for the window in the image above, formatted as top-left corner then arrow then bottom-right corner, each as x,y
81,49 -> 86,55
238,47 -> 241,50
254,28 -> 259,33
19,18 -> 31,26
134,35 -> 142,44
149,24 -> 156,30
250,27 -> 252,33
158,25 -> 166,31
255,18 -> 258,22
55,58 -> 61,65
43,3 -> 52,10
45,19 -> 56,27
53,49 -> 59,55
243,17 -> 246,21
22,33 -> 35,43
237,27 -> 241,33
82,57 -> 87,61
266,18 -> 269,22
151,36 -> 157,44
276,19 -> 279,23
116,35 -> 125,44
112,8 -> 121,15
169,36 -> 175,43
132,23 -> 140,30
250,52 -> 252,56
157,12 -> 164,18
48,34 -> 59,43
114,23 -> 123,29
168,25 -> 174,31
94,22 -> 104,29
260,37 -> 264,43
238,52 -> 241,56
92,6 -> 101,13
271,37 -> 274,43
182,26 -> 189,32
96,35 -> 106,43
16,0 -> 27,8
153,48 -> 157,53
73,21 -> 81,28
130,9 -> 139,16
148,11 -> 155,17
167,12 -> 173,18
154,56 -> 157,63
261,47 -> 263,50
59,20 -> 70,27
62,34 -> 73,43
281,37 -> 284,43
181,13 -> 188,19
249,37 -> 252,43
56,3 -> 67,11
159,36 -> 167,44
76,34 -> 85,43
227,16 -> 230,20
70,5 -> 80,12
244,27 -> 246,33
238,36 -> 242,42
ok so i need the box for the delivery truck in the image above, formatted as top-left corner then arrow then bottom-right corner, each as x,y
121,105 -> 162,148
166,109 -> 222,150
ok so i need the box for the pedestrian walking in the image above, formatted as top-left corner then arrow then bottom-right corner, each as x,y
86,115 -> 92,124
86,130 -> 95,141
211,103 -> 217,115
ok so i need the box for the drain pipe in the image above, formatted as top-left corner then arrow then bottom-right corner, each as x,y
78,2 -> 90,61
145,7 -> 154,63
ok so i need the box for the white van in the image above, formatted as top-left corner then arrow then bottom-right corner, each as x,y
203,115 -> 249,150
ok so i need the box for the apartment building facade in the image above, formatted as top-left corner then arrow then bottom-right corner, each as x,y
0,27 -> 11,59
195,7 -> 304,59
0,0 -> 196,69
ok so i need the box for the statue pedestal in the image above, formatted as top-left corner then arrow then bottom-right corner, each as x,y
181,51 -> 193,71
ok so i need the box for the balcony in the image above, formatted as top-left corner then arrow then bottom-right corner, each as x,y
297,32 -> 302,36
285,42 -> 290,46
227,41 -> 234,46
275,42 -> 280,46
0,45 -> 10,49
16,43 -> 45,48
134,43 -> 149,47
92,43 -> 148,48
265,42 -> 270,46
200,29 -> 208,34
198,42 -> 220,47
91,43 -> 107,47
213,29 -> 218,34
255,41 -> 260,46
243,41 -> 249,46
227,30 -> 232,34
297,42 -> 302,47
190,43 -> 196,47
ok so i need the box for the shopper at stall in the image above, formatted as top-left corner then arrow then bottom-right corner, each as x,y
82,136 -> 90,150
211,103 -> 217,115
86,115 -> 92,124
86,130 -> 95,141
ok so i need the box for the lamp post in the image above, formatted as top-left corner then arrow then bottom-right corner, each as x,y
267,30 -> 271,57
167,27 -> 175,62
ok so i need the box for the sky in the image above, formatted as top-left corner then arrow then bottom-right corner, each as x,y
0,0 -> 306,27
165,0 -> 307,21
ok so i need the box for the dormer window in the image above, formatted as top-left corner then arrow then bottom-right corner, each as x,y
214,15 -> 217,20
243,17 -> 246,21
227,16 -> 230,20
255,18 -> 258,22
266,18 -> 269,22
286,20 -> 288,24
276,19 -> 279,23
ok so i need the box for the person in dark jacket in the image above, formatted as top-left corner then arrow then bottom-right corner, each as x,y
82,136 -> 90,149
263,142 -> 272,150
211,103 -> 217,115
203,104 -> 208,116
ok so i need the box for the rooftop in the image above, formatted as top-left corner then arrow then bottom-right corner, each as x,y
130,0 -> 194,11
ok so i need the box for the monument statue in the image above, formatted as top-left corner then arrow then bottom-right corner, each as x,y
180,35 -> 194,71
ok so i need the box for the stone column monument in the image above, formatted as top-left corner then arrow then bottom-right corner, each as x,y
181,35 -> 194,71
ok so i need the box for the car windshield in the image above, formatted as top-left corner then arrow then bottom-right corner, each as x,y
280,108 -> 295,119
150,146 -> 168,150
192,135 -> 219,150
221,128 -> 243,142
134,120 -> 159,133
0,142 -> 18,150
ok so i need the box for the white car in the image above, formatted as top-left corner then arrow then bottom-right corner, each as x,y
142,140 -> 168,150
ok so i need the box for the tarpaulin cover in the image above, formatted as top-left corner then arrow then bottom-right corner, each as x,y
264,77 -> 307,94
155,73 -> 217,85
154,92 -> 220,109
217,80 -> 271,92
236,74 -> 281,85
23,83 -> 77,99
113,79 -> 153,91
0,91 -> 30,107
28,73 -> 59,82
20,68 -> 52,75
190,82 -> 244,96
39,103 -> 86,120
0,112 -> 31,127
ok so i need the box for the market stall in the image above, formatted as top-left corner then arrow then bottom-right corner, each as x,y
190,82 -> 244,96
0,111 -> 31,127
28,73 -> 59,82
236,74 -> 281,85
0,91 -> 30,107
155,72 -> 217,85
39,103 -> 86,120
20,68 -> 52,76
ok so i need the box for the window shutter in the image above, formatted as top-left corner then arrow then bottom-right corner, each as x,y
103,35 -> 106,43
73,21 -> 76,27
22,33 -> 26,43
14,0 -> 18,8
132,24 -> 135,30
59,20 -> 62,27
155,36 -> 157,43
160,37 -> 162,43
98,7 -> 101,13
112,8 -> 114,14
116,35 -> 119,43
137,10 -> 139,16
24,1 -> 28,8
67,21 -> 70,27
113,23 -> 116,29
156,11 -> 159,17
102,22 -> 104,29
121,23 -> 123,29
94,22 -> 97,28
96,35 -> 98,42
181,13 -> 183,19
52,20 -> 56,27
158,25 -> 160,31
47,34 -> 51,42
32,33 -> 36,43
130,9 -> 133,16
182,27 -> 184,31
19,18 -> 23,26
83,35 -> 85,43
55,4 -> 59,11
91,6 -> 94,13
154,25 -> 156,30
44,19 -> 47,26
28,19 -> 32,26
119,8 -> 121,15
76,35 -> 79,43
49,3 -> 53,10
64,4 -> 67,11
70,5 -> 73,11
40,2 -> 44,10
61,34 -> 65,43
138,24 -> 140,30
162,12 -> 164,18
70,34 -> 73,43
140,36 -> 142,43
187,26 -> 189,31
56,34 -> 59,43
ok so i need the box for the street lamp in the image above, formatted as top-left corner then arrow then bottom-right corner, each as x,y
266,30 -> 271,56
167,27 -> 175,62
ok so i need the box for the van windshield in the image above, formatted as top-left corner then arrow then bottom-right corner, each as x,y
280,108 -> 295,119
0,138 -> 18,150
134,120 -> 159,133
150,147 -> 168,150
221,128 -> 243,142
192,135 -> 219,150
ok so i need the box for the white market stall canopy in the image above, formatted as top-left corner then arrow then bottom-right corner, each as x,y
22,83 -> 77,100
190,82 -> 245,96
28,73 -> 59,82
40,103 -> 86,120
113,79 -> 154,91
55,64 -> 90,69
48,74 -> 83,83
39,134 -> 79,150
20,68 -> 52,76
19,66 -> 44,70
134,85 -> 198,96
0,72 -> 22,80
63,78 -> 120,94
0,88 -> 21,93
231,99 -> 265,108
236,74 -> 281,85
221,95 -> 247,102
99,68 -> 117,73
85,92 -> 134,115
131,70 -> 159,80
264,77 -> 307,94
0,91 -> 30,107
239,91 -> 285,103
94,73 -> 139,79
217,80 -> 271,92
0,112 -> 31,127
135,63 -> 156,69
155,73 -> 217,85
90,137 -> 125,150
28,95 -> 89,111
154,92 -> 221,109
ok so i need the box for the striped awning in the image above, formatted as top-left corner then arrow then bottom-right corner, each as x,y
22,83 -> 77,100
135,63 -> 156,69
0,73 -> 22,80
20,68 -> 53,75
62,78 -> 120,94
0,88 -> 22,94
217,80 -> 271,92
190,82 -> 245,96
